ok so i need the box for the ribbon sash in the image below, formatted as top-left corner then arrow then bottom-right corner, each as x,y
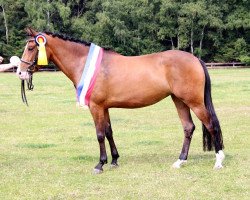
76,43 -> 103,107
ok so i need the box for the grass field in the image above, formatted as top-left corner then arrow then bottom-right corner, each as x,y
0,69 -> 249,200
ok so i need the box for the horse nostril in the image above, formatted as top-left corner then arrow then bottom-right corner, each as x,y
19,72 -> 22,75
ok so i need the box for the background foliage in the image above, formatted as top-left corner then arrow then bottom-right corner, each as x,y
0,0 -> 250,63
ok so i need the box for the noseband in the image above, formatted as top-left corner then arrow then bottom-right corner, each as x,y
20,58 -> 37,73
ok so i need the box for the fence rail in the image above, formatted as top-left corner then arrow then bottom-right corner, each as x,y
206,62 -> 247,68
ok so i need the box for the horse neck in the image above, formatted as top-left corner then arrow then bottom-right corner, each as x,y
48,38 -> 90,86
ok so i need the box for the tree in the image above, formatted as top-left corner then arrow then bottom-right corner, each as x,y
158,0 -> 180,50
0,0 -> 249,63
0,0 -> 28,59
0,2 -> 9,44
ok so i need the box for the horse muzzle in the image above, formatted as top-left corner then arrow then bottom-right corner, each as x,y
17,69 -> 30,80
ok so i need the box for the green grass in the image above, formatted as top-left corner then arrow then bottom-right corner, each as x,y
0,69 -> 249,200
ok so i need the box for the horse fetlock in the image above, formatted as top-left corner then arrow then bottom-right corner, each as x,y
100,159 -> 108,164
94,161 -> 105,173
110,163 -> 119,169
111,156 -> 119,164
214,150 -> 225,169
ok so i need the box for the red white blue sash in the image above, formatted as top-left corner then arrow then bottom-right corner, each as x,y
76,43 -> 103,107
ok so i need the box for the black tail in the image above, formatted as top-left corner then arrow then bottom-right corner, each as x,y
199,60 -> 224,151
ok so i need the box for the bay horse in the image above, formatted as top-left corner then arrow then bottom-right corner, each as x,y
18,28 -> 225,173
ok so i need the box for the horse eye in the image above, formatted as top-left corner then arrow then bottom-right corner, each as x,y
28,47 -> 34,51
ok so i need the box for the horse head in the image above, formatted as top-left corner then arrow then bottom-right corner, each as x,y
18,28 -> 52,105
17,27 -> 50,80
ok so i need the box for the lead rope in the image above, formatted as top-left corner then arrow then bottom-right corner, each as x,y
21,71 -> 34,106
27,73 -> 34,90
21,80 -> 28,106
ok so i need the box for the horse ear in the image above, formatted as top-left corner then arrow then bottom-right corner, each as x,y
26,27 -> 37,37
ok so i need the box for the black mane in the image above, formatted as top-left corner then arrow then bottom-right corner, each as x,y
43,31 -> 113,51
44,31 -> 91,46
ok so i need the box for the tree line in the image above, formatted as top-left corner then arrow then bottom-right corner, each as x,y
0,0 -> 249,63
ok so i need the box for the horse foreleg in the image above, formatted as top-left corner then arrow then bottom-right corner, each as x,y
104,110 -> 120,168
90,105 -> 108,174
171,95 -> 195,168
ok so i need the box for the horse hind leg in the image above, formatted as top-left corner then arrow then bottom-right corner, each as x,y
171,95 -> 195,168
104,109 -> 120,168
197,59 -> 225,169
191,105 -> 225,169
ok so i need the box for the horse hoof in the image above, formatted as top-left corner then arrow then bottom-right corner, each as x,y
93,168 -> 103,174
110,163 -> 119,169
172,159 -> 187,169
213,163 -> 223,170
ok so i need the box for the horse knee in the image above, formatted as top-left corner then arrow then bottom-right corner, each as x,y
97,132 -> 105,142
184,124 -> 195,138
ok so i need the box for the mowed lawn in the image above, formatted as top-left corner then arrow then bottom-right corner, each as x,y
0,69 -> 249,200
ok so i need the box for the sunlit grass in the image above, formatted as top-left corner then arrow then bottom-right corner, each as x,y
0,69 -> 249,199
